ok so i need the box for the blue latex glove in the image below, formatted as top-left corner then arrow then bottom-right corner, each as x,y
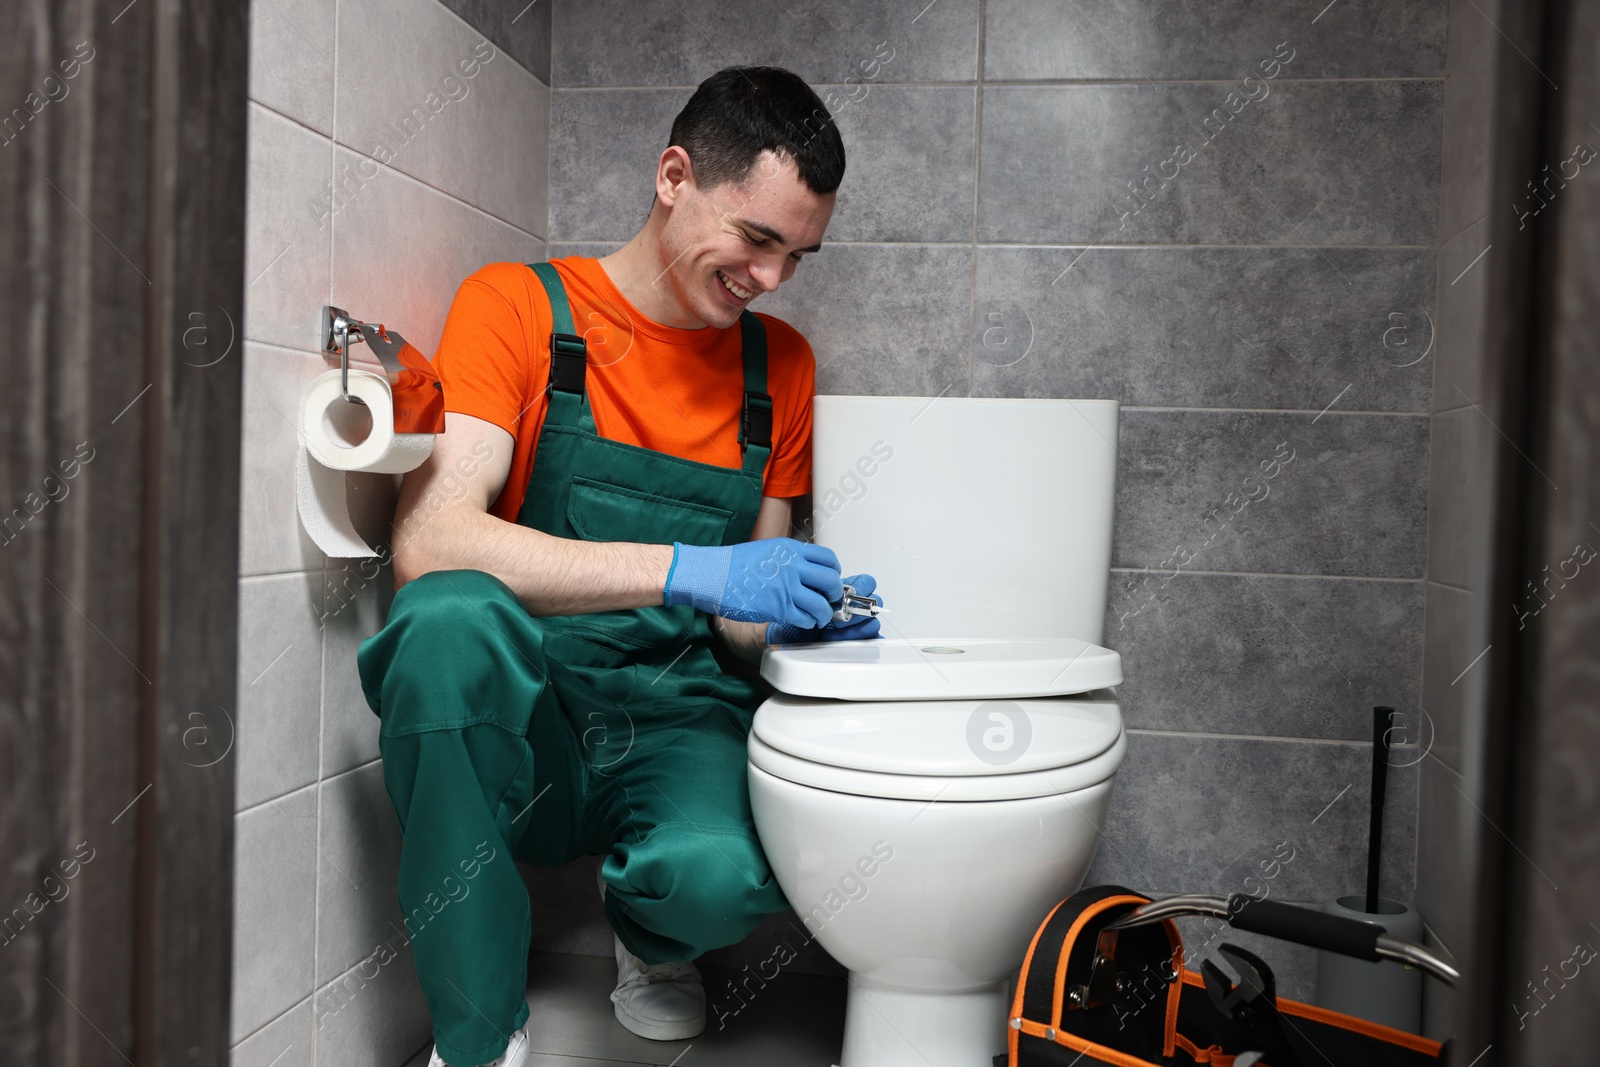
664,538 -> 842,628
767,573 -> 883,645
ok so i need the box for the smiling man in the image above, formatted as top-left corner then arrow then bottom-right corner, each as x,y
356,67 -> 881,1067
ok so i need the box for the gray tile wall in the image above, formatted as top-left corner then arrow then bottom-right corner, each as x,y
539,0 -> 1447,1004
234,0 -> 549,1063
1416,0 -> 1506,1041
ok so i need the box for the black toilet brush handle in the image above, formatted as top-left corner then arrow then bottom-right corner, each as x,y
1366,706 -> 1394,914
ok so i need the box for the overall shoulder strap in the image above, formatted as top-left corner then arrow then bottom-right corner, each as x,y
527,262 -> 589,403
737,310 -> 772,478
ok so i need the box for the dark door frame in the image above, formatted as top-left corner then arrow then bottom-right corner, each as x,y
1,0 -> 246,1062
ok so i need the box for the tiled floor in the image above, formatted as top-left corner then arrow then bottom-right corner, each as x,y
403,952 -> 847,1067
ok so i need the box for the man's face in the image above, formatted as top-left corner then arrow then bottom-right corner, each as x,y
658,149 -> 835,330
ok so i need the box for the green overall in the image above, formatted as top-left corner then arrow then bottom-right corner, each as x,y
356,262 -> 788,1066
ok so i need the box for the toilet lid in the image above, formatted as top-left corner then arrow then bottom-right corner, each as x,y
749,694 -> 1127,800
759,636 -> 1122,700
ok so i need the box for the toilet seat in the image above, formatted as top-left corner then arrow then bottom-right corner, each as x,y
754,637 -> 1126,802
748,731 -> 1127,801
749,693 -> 1126,801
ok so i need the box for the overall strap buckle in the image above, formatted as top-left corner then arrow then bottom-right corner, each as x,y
547,332 -> 588,397
737,309 -> 771,455
528,262 -> 589,399
741,391 -> 773,452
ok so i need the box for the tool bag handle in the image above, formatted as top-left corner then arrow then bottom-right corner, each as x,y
1107,894 -> 1459,985
1228,896 -> 1379,959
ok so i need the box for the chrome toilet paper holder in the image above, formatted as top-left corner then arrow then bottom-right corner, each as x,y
320,305 -> 446,435
324,305 -> 402,401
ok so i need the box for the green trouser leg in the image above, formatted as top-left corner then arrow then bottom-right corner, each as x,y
380,726 -> 535,1066
359,569 -> 789,1060
359,570 -> 580,1067
590,696 -> 791,963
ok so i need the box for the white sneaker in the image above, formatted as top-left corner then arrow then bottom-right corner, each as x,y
426,1024 -> 529,1067
610,935 -> 706,1041
599,861 -> 705,1041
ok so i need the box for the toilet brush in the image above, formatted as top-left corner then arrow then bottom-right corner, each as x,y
1313,705 -> 1424,1034
1366,705 -> 1392,913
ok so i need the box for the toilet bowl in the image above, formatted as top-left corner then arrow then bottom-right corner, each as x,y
749,651 -> 1125,1066
747,396 -> 1127,1067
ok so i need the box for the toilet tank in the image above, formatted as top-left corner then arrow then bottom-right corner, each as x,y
808,396 -> 1119,645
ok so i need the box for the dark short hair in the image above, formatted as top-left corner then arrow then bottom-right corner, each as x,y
667,66 -> 846,195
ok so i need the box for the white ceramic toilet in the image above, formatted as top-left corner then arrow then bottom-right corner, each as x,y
748,396 -> 1127,1067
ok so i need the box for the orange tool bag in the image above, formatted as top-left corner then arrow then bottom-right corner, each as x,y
1005,886 -> 1452,1067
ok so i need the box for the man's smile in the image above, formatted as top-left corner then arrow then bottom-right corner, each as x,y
716,270 -> 757,301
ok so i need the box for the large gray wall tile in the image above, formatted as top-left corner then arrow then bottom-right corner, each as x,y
439,0 -> 553,85
551,0 -> 980,87
826,86 -> 976,243
248,0 -> 336,134
1084,732 -> 1417,905
232,786 -> 319,1041
983,0 -> 1447,81
244,104 -> 332,353
230,995 -> 312,1067
546,241 -> 626,261
1433,215 -> 1492,409
1445,0 -> 1499,80
973,246 -> 1435,411
756,243 -> 973,397
239,342 -> 330,577
978,81 -> 1443,246
1107,573 -> 1423,741
321,559 -> 393,778
1424,406 -> 1490,589
336,0 -> 550,235
1113,410 -> 1431,578
552,84 -> 975,244
549,89 -> 684,242
236,573 -> 326,811
316,762 -> 404,984
330,145 -> 545,360
1438,0 -> 1501,242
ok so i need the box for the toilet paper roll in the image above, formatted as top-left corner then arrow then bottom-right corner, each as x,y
302,368 -> 435,473
296,368 -> 435,558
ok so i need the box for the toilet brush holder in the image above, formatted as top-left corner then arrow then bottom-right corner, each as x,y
1313,895 -> 1424,1034
1316,706 -> 1422,1032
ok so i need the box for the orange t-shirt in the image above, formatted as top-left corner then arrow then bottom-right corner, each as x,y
432,257 -> 815,523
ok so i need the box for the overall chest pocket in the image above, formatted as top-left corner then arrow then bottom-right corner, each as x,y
566,475 -> 734,547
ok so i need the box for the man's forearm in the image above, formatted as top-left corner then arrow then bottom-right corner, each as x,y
393,503 -> 675,616
711,616 -> 770,664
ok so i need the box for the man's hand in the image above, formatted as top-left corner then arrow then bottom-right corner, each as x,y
766,573 -> 883,645
664,538 -> 843,627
